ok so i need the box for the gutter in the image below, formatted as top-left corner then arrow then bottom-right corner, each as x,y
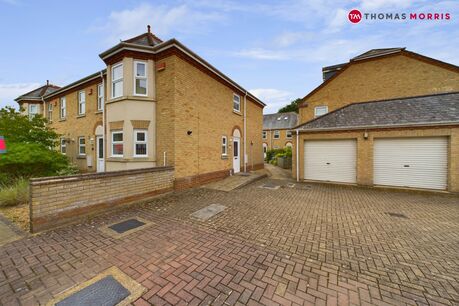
44,71 -> 106,100
244,91 -> 247,172
100,70 -> 106,171
297,121 -> 459,133
296,129 -> 299,182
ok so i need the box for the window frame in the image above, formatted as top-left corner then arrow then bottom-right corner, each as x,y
78,136 -> 86,156
233,93 -> 241,112
314,105 -> 328,118
60,138 -> 67,155
111,131 -> 124,157
28,104 -> 38,119
133,61 -> 148,96
262,131 -> 267,139
78,90 -> 86,115
286,130 -> 292,138
111,62 -> 124,99
273,130 -> 280,139
47,103 -> 53,122
133,129 -> 148,157
221,135 -> 228,156
60,97 -> 66,119
97,83 -> 104,111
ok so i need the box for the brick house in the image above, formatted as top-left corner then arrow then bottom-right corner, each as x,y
262,112 -> 297,156
16,27 -> 265,189
293,48 -> 459,192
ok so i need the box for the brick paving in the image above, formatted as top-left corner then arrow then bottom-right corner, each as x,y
0,179 -> 458,305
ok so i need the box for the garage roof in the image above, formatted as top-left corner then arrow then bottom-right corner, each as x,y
263,112 -> 298,130
297,92 -> 459,131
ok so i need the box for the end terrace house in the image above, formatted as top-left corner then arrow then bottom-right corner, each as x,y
15,26 -> 265,189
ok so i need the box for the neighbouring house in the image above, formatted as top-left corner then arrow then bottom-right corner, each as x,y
16,26 -> 265,189
262,112 -> 297,156
293,48 -> 459,192
15,81 -> 60,119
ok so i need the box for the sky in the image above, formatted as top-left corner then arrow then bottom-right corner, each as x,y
0,0 -> 458,114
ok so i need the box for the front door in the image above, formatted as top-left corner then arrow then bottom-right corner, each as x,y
233,137 -> 240,173
96,136 -> 105,172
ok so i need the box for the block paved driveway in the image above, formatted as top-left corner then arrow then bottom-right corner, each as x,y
0,179 -> 458,306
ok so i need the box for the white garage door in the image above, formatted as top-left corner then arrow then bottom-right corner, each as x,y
374,137 -> 447,190
304,140 -> 357,183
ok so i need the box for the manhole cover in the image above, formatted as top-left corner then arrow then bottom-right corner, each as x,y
258,183 -> 280,190
108,219 -> 146,234
191,204 -> 226,221
386,212 -> 408,219
56,275 -> 130,306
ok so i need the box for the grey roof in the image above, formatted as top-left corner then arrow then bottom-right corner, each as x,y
263,112 -> 298,130
351,48 -> 405,61
123,32 -> 163,47
15,82 -> 60,102
298,92 -> 459,131
322,63 -> 346,81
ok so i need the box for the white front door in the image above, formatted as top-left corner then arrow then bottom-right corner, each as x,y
233,137 -> 240,173
96,136 -> 105,172
304,139 -> 357,183
374,137 -> 447,190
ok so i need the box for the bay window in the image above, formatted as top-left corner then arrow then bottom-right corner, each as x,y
111,131 -> 124,157
111,63 -> 123,98
133,130 -> 148,157
134,61 -> 147,96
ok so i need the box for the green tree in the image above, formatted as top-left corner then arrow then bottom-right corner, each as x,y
0,106 -> 59,148
0,107 -> 72,184
278,98 -> 302,114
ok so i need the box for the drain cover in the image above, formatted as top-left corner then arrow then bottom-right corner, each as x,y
191,204 -> 226,221
259,183 -> 280,190
109,219 -> 145,234
386,212 -> 408,219
56,275 -> 130,306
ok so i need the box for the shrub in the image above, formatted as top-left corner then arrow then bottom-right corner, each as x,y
266,147 -> 292,162
0,142 -> 71,182
0,178 -> 29,207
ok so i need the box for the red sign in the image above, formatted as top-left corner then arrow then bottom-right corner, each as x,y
0,136 -> 6,153
348,9 -> 362,23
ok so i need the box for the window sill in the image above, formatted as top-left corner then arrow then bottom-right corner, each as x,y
77,114 -> 86,118
233,110 -> 242,116
58,118 -> 66,122
95,111 -> 103,114
133,156 -> 149,159
76,155 -> 86,159
221,155 -> 228,160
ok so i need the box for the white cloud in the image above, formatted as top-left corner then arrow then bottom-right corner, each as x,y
91,3 -> 224,45
359,0 -> 414,10
250,88 -> 294,114
273,32 -> 308,47
0,83 -> 41,108
235,48 -> 289,60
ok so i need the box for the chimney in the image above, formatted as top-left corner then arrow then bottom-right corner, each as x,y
46,80 -> 49,86
147,25 -> 151,33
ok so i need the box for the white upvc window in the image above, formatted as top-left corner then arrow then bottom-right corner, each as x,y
274,130 -> 280,139
60,97 -> 66,119
314,105 -> 328,117
286,130 -> 292,138
78,91 -> 86,115
60,138 -> 67,154
134,61 -> 147,96
111,63 -> 123,98
97,83 -> 104,111
78,136 -> 86,156
133,130 -> 148,157
47,103 -> 53,122
111,131 -> 124,157
28,104 -> 38,119
262,131 -> 267,139
221,136 -> 228,156
233,94 -> 240,112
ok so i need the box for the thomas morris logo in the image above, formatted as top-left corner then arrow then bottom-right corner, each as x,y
348,9 -> 451,24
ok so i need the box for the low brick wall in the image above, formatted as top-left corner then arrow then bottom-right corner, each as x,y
29,167 -> 174,232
